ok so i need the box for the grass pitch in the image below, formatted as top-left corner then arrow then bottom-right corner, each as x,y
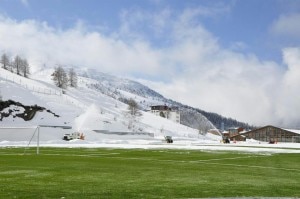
0,147 -> 300,198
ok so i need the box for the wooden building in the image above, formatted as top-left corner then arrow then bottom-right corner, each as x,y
149,105 -> 180,124
232,125 -> 300,143
222,127 -> 244,141
227,127 -> 244,137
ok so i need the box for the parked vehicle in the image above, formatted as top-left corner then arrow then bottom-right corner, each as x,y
63,132 -> 85,141
223,137 -> 230,144
164,136 -> 173,143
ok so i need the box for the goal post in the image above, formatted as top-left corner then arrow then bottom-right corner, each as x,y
0,125 -> 72,155
0,126 -> 39,154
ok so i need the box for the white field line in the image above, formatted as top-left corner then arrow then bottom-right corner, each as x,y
195,144 -> 300,150
0,152 -> 120,157
42,153 -> 300,172
188,155 -> 264,162
197,161 -> 300,172
104,155 -> 300,172
2,165 -> 52,170
28,149 -> 116,154
0,151 -> 263,161
102,155 -> 261,164
1,151 -> 299,172
41,153 -> 120,157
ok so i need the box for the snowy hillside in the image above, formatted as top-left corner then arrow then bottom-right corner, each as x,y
78,68 -> 217,132
0,67 -> 221,144
79,69 -> 253,131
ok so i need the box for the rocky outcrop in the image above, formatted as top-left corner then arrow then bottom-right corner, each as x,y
0,100 -> 59,121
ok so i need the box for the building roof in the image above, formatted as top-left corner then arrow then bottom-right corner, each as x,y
284,129 -> 300,135
243,125 -> 300,135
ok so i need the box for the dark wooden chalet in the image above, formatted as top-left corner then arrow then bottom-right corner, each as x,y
231,125 -> 300,143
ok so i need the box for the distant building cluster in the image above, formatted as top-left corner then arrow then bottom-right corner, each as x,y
222,125 -> 300,143
147,104 -> 300,143
149,105 -> 180,124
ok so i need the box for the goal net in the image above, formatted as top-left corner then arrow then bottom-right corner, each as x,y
0,126 -> 39,154
0,125 -> 72,155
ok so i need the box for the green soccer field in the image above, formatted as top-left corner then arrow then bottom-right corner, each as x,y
0,147 -> 300,199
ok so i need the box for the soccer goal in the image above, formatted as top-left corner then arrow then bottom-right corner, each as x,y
292,136 -> 300,143
0,126 -> 39,154
0,125 -> 72,155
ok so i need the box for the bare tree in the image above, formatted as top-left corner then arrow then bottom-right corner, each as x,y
12,55 -> 22,75
52,66 -> 68,89
1,53 -> 10,70
68,68 -> 78,88
127,98 -> 139,116
20,58 -> 30,78
124,98 -> 142,131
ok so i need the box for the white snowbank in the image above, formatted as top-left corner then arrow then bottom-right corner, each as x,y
1,135 -> 299,154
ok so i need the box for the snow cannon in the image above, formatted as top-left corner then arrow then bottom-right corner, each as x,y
63,132 -> 85,141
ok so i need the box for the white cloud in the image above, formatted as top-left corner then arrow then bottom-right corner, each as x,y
275,48 -> 300,127
143,50 -> 283,126
271,13 -> 300,38
0,7 -> 299,128
0,16 -> 165,76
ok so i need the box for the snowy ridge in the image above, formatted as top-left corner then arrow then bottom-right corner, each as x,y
82,69 -> 163,99
0,67 -> 220,144
79,69 -> 254,131
79,68 -> 216,132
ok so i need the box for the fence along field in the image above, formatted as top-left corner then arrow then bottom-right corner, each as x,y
2,74 -> 86,108
1,147 -> 300,198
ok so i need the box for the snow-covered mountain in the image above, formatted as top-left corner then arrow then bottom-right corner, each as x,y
79,68 -> 253,131
0,67 -> 222,143
78,69 -> 217,131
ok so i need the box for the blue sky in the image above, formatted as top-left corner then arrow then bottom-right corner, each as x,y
0,0 -> 300,127
1,0 -> 299,62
